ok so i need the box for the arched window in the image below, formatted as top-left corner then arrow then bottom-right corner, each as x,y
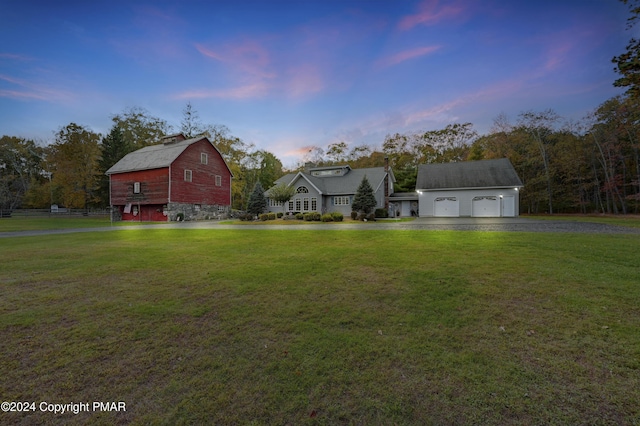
296,186 -> 309,193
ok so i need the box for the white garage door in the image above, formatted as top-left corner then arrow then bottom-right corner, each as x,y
434,197 -> 459,217
472,196 -> 500,217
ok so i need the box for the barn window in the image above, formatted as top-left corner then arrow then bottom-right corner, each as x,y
215,175 -> 222,186
194,204 -> 201,212
133,182 -> 141,194
201,153 -> 208,165
184,169 -> 192,182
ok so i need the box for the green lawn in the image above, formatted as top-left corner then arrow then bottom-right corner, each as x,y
1,228 -> 639,424
526,214 -> 640,229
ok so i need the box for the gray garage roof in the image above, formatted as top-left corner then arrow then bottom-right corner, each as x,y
106,136 -> 212,175
416,158 -> 523,190
269,166 -> 390,195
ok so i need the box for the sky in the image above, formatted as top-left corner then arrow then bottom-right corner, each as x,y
0,0 -> 634,167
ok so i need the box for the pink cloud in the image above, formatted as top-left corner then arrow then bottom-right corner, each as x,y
195,41 -> 275,80
0,73 -> 75,102
399,0 -> 465,30
174,82 -> 269,100
377,45 -> 441,68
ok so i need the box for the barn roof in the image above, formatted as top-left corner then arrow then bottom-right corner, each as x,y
106,136 -> 230,175
416,158 -> 523,190
268,166 -> 391,195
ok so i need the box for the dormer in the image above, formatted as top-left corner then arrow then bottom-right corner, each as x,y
310,165 -> 351,177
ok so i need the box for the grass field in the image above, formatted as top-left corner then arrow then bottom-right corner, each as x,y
1,225 -> 639,424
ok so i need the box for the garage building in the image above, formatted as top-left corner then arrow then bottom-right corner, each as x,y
416,158 -> 523,217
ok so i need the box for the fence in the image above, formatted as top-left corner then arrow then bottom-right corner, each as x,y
1,208 -> 111,218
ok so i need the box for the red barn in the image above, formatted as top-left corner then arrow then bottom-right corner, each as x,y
106,134 -> 233,221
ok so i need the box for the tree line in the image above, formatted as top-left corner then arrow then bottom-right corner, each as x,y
2,0 -> 640,215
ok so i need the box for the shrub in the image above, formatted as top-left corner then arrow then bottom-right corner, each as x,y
259,213 -> 269,221
268,213 -> 276,220
351,211 -> 358,220
375,208 -> 388,218
321,213 -> 333,222
295,213 -> 304,220
331,212 -> 344,222
277,212 -> 283,218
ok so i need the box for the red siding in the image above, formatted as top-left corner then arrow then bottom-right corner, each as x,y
120,204 -> 167,222
110,168 -> 169,205
170,139 -> 231,205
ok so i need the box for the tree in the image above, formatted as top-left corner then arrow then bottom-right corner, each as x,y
612,0 -> 640,100
518,110 -> 560,214
111,106 -> 170,149
247,181 -> 267,217
351,176 -> 377,216
180,101 -> 204,138
49,123 -> 101,209
267,183 -> 296,216
0,136 -> 44,211
326,141 -> 349,164
97,125 -> 128,206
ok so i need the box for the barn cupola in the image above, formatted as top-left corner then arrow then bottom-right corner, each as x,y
161,133 -> 187,145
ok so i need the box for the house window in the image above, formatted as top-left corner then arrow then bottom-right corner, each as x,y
334,196 -> 350,205
184,169 -> 192,182
269,199 -> 283,207
311,197 -> 317,211
295,199 -> 301,211
288,200 -> 294,211
133,182 -> 141,194
201,153 -> 208,165
215,175 -> 222,186
296,186 -> 309,193
303,198 -> 309,211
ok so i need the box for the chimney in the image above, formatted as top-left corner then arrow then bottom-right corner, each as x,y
384,157 -> 389,210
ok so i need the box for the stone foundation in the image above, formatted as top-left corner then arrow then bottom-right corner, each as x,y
167,202 -> 230,221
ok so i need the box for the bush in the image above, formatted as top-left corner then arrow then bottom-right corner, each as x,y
375,208 -> 388,218
331,212 -> 344,222
351,211 -> 358,220
295,213 -> 304,220
268,213 -> 276,220
277,212 -> 283,218
303,212 -> 321,221
321,213 -> 333,222
259,213 -> 269,221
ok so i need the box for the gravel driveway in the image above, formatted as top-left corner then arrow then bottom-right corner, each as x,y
3,217 -> 639,238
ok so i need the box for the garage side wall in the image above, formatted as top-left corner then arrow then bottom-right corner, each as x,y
418,188 -> 520,217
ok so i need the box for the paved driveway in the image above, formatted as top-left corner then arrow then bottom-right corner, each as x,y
2,217 -> 639,238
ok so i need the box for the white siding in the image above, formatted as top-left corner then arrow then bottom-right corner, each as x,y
419,188 -> 520,217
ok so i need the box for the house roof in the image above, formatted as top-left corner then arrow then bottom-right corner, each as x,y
268,166 -> 392,196
106,136 -> 231,176
416,158 -> 523,190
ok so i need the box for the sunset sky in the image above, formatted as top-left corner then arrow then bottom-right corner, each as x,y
0,0 -> 632,166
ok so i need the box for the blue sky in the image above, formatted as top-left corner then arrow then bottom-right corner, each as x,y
0,0 -> 632,167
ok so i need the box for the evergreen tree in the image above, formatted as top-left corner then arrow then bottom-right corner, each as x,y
352,176 -> 377,214
247,181 -> 267,217
97,125 -> 129,206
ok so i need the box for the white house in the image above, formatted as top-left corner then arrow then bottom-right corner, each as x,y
266,163 -> 395,216
416,158 -> 523,217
